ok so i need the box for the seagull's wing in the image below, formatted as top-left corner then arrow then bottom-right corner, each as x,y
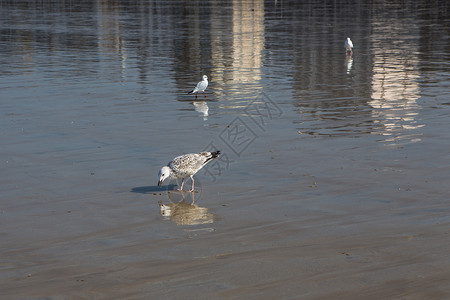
188,81 -> 201,94
196,80 -> 208,91
193,81 -> 201,92
169,154 -> 203,175
169,152 -> 219,176
192,82 -> 200,93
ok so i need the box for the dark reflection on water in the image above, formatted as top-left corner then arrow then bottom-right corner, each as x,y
1,0 -> 449,162
262,2 -> 449,144
2,1 -> 448,142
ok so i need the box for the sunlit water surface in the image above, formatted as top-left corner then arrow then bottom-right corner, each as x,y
1,1 -> 450,299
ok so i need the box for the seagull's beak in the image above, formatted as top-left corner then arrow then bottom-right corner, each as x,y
158,180 -> 163,187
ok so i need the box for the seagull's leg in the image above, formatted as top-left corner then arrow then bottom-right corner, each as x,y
195,94 -> 198,99
188,175 -> 195,192
203,91 -> 207,98
178,178 -> 185,191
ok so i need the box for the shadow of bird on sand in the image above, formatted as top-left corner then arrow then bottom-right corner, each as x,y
130,184 -> 178,194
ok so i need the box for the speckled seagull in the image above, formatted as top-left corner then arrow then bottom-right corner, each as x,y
188,75 -> 208,99
158,151 -> 220,192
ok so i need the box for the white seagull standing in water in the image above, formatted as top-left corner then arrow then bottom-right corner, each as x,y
158,151 -> 220,192
188,75 -> 208,99
345,37 -> 354,56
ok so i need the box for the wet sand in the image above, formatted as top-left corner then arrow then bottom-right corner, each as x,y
2,121 -> 450,299
2,1 -> 450,299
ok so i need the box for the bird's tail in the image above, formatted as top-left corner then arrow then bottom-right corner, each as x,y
187,90 -> 196,94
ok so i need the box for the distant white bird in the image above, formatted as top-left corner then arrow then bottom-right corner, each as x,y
158,151 -> 220,192
188,75 -> 208,99
345,37 -> 353,56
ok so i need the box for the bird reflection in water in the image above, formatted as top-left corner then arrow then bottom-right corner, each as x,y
158,192 -> 215,225
345,56 -> 353,74
193,101 -> 209,121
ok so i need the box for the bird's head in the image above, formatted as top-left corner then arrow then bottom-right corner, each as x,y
202,75 -> 208,81
158,166 -> 171,187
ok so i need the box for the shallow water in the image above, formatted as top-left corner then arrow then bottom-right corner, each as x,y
1,1 -> 450,299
